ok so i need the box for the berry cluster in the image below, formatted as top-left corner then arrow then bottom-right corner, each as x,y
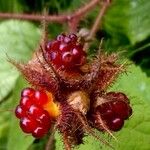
15,88 -> 51,138
45,33 -> 86,70
13,32 -> 133,148
91,92 -> 132,131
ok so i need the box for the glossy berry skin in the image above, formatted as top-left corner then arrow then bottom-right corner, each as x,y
34,90 -> 48,105
90,92 -> 132,132
108,117 -> 124,131
15,87 -> 51,138
20,96 -> 33,110
20,117 -> 37,133
32,126 -> 48,139
46,33 -> 86,70
21,87 -> 35,97
15,105 -> 26,119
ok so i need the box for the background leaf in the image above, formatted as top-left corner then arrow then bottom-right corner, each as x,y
104,0 -> 150,45
6,76 -> 34,150
0,20 -> 40,101
102,0 -> 150,76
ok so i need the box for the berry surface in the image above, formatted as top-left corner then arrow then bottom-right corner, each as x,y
46,33 -> 86,70
90,92 -> 132,132
15,87 -> 52,138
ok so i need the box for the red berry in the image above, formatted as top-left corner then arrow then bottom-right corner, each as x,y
20,96 -> 33,109
32,126 -> 48,138
62,52 -> 73,65
50,41 -> 61,51
15,105 -> 26,119
59,43 -> 72,52
57,34 -> 65,41
46,41 -> 52,51
45,33 -> 86,70
72,45 -> 86,65
15,87 -> 52,138
69,33 -> 77,42
96,103 -> 114,120
49,51 -> 60,61
21,87 -> 35,97
37,110 -> 51,129
28,105 -> 44,118
112,101 -> 130,120
20,117 -> 37,133
34,90 -> 48,106
107,117 -> 124,131
89,92 -> 132,132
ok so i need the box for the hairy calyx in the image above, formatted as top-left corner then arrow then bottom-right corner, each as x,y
13,33 -> 132,150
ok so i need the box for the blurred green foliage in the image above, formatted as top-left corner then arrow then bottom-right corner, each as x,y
0,0 -> 150,150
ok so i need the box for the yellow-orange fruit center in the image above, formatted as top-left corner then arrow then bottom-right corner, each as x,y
43,92 -> 60,118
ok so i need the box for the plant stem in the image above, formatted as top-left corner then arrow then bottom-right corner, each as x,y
45,125 -> 56,150
0,12 -> 67,22
68,0 -> 100,32
84,0 -> 111,50
0,0 -> 99,27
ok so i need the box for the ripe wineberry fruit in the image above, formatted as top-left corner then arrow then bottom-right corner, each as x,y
45,33 -> 86,70
15,87 -> 52,138
90,92 -> 132,132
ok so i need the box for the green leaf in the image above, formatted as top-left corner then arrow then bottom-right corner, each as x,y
0,0 -> 24,12
0,97 -> 12,150
104,0 -> 150,45
111,64 -> 150,103
0,20 -> 40,102
7,76 -> 34,150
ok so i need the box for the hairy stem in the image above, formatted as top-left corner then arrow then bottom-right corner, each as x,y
84,0 -> 111,50
0,13 -> 66,22
68,0 -> 100,32
75,112 -> 114,149
63,133 -> 71,150
0,0 -> 99,27
45,125 -> 56,150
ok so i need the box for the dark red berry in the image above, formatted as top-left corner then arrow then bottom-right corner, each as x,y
59,43 -> 72,52
96,103 -> 114,120
45,33 -> 86,70
64,36 -> 71,43
72,45 -> 86,65
20,96 -> 33,109
107,117 -> 124,131
57,34 -> 65,41
20,117 -> 37,133
89,92 -> 132,132
69,33 -> 77,42
50,41 -> 61,51
32,126 -> 48,138
15,105 -> 26,119
46,41 -> 52,51
62,52 -> 73,65
21,87 -> 35,97
112,101 -> 130,120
